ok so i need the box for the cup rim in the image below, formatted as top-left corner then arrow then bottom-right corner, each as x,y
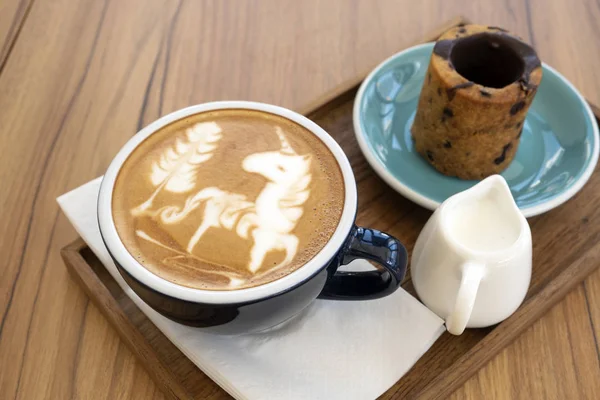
97,101 -> 357,304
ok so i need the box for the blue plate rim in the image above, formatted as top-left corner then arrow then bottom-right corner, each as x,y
352,42 -> 599,217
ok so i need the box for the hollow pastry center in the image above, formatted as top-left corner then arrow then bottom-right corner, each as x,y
450,33 -> 525,88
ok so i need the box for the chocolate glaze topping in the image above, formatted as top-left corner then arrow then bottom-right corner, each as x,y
494,142 -> 513,165
433,31 -> 541,90
488,26 -> 509,32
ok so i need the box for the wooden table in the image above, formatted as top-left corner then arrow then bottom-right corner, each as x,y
1,1 -> 599,399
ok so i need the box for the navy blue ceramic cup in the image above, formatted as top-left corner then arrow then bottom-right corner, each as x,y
98,102 -> 408,335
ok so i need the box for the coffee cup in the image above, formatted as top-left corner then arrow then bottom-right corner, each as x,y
98,101 -> 408,334
411,175 -> 532,335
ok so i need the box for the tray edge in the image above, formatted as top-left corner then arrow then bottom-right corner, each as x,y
409,240 -> 600,399
61,240 -> 194,400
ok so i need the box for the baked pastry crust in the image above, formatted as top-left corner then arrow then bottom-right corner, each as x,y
411,24 -> 542,180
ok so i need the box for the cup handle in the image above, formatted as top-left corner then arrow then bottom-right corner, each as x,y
318,226 -> 408,300
446,262 -> 485,335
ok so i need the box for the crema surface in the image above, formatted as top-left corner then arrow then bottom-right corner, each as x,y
112,109 -> 345,290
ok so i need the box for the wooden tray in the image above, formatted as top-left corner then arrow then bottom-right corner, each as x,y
61,17 -> 600,400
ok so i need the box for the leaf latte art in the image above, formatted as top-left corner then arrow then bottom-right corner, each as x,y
112,109 -> 344,290
132,122 -> 223,215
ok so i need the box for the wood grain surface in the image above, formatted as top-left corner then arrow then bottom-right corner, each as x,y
0,0 -> 599,399
0,0 -> 33,68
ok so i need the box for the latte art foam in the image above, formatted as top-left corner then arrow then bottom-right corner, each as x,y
112,109 -> 345,290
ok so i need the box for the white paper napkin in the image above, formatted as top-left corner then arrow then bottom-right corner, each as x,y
57,178 -> 445,400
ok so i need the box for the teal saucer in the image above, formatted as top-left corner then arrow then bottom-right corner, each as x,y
353,43 -> 599,217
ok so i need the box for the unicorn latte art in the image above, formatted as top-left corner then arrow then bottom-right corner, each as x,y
112,109 -> 345,290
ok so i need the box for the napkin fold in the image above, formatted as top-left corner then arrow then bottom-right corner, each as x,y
57,178 -> 445,400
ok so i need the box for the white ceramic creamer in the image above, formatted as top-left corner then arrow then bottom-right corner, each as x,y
411,175 -> 532,335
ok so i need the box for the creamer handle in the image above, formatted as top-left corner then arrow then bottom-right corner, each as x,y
446,262 -> 485,335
